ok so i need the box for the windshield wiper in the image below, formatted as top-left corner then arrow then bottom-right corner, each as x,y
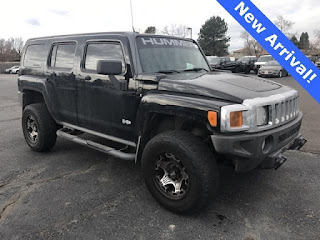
182,68 -> 209,72
156,70 -> 181,74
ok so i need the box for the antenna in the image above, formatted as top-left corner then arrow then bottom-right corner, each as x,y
130,0 -> 135,32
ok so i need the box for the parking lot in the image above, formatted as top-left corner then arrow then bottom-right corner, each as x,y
0,73 -> 319,239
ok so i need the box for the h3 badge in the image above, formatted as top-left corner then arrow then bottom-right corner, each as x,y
122,119 -> 132,125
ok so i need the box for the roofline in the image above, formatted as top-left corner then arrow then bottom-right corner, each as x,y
26,31 -> 194,42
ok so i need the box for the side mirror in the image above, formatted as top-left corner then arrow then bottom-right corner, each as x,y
97,60 -> 122,75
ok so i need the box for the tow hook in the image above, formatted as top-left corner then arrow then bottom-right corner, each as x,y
289,136 -> 307,150
274,154 -> 288,170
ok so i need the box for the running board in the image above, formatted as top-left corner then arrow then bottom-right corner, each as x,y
57,129 -> 135,161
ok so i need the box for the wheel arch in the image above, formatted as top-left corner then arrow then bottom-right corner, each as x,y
20,86 -> 59,123
135,93 -> 223,162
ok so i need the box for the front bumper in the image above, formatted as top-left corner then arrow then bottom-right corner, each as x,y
211,112 -> 304,172
258,72 -> 279,77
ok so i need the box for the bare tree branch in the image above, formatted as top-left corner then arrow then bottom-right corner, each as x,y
161,24 -> 188,38
240,31 -> 264,56
274,16 -> 294,37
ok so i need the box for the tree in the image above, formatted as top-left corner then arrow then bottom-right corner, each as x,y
13,37 -> 24,58
161,24 -> 189,38
0,37 -> 23,62
144,26 -> 156,34
240,31 -> 263,56
275,16 -> 294,37
290,35 -> 299,47
314,29 -> 320,46
299,32 -> 310,49
198,16 -> 230,56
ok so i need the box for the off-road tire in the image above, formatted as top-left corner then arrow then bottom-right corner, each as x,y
141,131 -> 219,214
22,103 -> 58,152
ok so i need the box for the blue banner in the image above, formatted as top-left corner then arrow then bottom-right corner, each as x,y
217,0 -> 320,104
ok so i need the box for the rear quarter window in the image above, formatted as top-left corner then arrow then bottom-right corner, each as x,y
23,44 -> 45,68
49,43 -> 76,69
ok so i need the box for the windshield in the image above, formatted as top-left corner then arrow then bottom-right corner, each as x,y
207,57 -> 221,64
137,37 -> 210,73
266,61 -> 280,66
237,57 -> 251,63
257,55 -> 274,62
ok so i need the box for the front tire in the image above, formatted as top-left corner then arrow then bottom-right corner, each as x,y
279,70 -> 283,78
141,131 -> 219,214
22,103 -> 58,152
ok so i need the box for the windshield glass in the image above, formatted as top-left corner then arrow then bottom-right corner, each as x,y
266,61 -> 280,66
137,37 -> 210,73
257,55 -> 273,62
237,57 -> 251,63
207,57 -> 221,64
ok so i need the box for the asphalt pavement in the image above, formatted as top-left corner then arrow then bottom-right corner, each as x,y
0,74 -> 319,240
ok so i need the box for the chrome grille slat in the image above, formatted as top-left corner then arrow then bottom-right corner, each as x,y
275,103 -> 280,124
281,102 -> 285,122
241,90 -> 299,133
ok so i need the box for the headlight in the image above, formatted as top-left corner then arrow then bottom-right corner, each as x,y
256,106 -> 269,126
220,104 -> 250,132
220,105 -> 270,132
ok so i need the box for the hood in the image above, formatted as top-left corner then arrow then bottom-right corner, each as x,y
260,65 -> 282,71
254,62 -> 267,65
158,72 -> 291,103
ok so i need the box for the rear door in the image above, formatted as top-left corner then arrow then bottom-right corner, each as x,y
46,42 -> 78,124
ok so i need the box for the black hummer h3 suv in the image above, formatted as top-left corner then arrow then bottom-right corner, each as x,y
18,32 -> 306,214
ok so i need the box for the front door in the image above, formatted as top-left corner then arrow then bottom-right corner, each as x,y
75,40 -> 137,141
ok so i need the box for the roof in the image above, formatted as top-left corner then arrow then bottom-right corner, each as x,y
27,31 -> 193,42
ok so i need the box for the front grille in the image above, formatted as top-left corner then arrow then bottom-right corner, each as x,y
271,96 -> 299,126
243,90 -> 299,132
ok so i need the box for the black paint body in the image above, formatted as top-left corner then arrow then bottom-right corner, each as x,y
18,32 -> 302,172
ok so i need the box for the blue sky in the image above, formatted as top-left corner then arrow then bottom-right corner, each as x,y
1,0 -> 319,52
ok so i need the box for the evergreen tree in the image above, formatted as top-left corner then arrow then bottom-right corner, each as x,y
144,26 -> 156,34
198,16 -> 230,56
299,32 -> 310,49
290,35 -> 299,47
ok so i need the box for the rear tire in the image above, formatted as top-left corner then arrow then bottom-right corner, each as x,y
141,131 -> 219,214
22,103 -> 58,152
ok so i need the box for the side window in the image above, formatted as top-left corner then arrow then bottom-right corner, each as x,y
50,43 -> 76,69
84,42 -> 125,73
24,44 -> 45,68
